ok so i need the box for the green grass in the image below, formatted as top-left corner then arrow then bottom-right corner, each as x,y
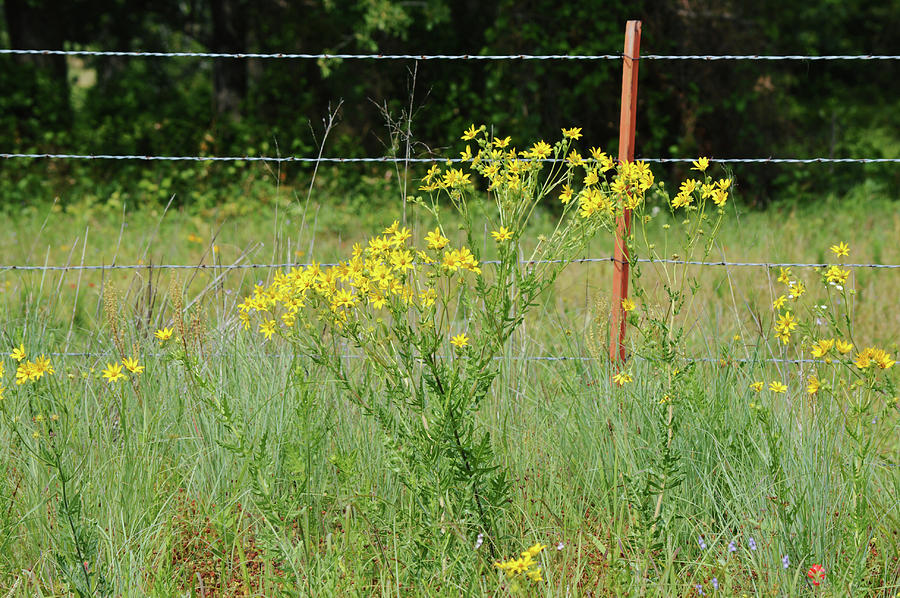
0,184 -> 898,596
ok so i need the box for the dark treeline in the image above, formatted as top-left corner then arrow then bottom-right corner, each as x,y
2,0 -> 899,206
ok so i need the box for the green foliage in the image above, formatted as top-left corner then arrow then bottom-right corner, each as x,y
3,0 -> 900,209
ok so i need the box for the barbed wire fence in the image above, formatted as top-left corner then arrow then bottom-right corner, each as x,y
2,48 -> 898,363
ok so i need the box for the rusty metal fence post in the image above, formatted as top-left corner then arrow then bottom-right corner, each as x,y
609,20 -> 641,363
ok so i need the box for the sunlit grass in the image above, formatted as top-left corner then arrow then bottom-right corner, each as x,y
0,181 -> 898,595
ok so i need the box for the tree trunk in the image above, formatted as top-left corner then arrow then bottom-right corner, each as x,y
210,0 -> 248,120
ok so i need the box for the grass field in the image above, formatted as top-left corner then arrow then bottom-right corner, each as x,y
1,169 -> 898,596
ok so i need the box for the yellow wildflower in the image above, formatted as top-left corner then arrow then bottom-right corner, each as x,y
383,220 -> 400,235
825,265 -> 850,285
750,381 -> 764,392
788,280 -> 805,299
456,247 -> 481,275
621,298 -> 636,312
872,348 -> 895,369
390,249 -> 415,272
450,333 -> 469,348
810,339 -> 835,358
33,354 -> 54,377
807,376 -> 820,395
835,340 -> 853,354
679,179 -> 698,196
155,327 -> 174,343
442,168 -> 471,188
599,153 -> 615,172
331,288 -> 357,310
11,344 -> 26,362
769,381 -> 787,394
15,362 -> 33,385
423,163 -> 440,183
418,288 -> 437,308
691,157 -> 710,172
777,267 -> 792,284
491,227 -> 513,242
773,295 -> 787,310
492,135 -> 511,148
523,140 -> 552,159
102,362 -> 126,384
566,149 -> 584,167
560,184 -> 573,204
259,319 -> 277,340
461,124 -> 482,141
562,127 -> 583,140
122,357 -> 144,374
613,371 -> 633,386
774,311 -> 797,334
425,228 -> 449,251
829,241 -> 850,257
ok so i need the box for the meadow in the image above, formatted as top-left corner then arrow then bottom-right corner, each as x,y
0,141 -> 898,597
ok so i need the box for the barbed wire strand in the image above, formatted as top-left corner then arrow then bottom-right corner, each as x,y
2,49 -> 900,61
2,258 -> 897,272
42,351 -> 824,365
3,153 -> 899,164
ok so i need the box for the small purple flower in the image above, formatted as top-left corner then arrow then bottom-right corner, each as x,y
711,577 -> 719,591
748,536 -> 757,550
728,541 -> 737,553
474,533 -> 483,550
556,541 -> 565,551
782,554 -> 790,569
695,584 -> 704,596
698,535 -> 707,550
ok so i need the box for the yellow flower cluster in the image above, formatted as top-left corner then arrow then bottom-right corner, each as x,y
101,357 -> 145,384
495,542 -> 545,582
772,266 -> 806,344
749,380 -> 788,394
810,337 -> 854,361
441,129 -> 546,195
578,160 -> 653,217
671,172 -> 731,209
819,241 -> 851,289
238,221 -> 480,335
824,265 -> 850,287
613,370 -> 633,386
418,166 -> 472,192
12,347 -> 54,385
438,125 -> 653,222
854,347 -> 895,371
773,311 -> 797,345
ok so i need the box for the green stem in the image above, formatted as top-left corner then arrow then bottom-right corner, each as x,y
55,448 -> 93,595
